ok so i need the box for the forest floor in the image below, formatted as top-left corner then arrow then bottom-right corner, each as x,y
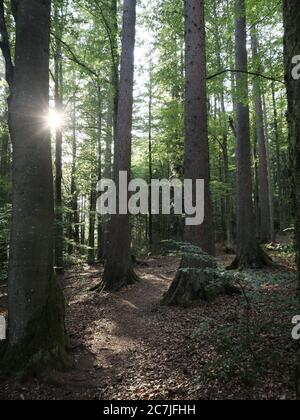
0,242 -> 298,400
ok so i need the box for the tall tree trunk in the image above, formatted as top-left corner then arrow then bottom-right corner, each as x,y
102,0 -> 138,291
88,179 -> 97,265
283,0 -> 300,398
162,0 -> 216,307
213,0 -> 234,252
0,127 -> 10,281
54,5 -> 64,272
111,0 -> 119,138
97,0 -> 119,261
2,0 -> 67,372
251,29 -> 273,243
96,88 -> 103,261
98,97 -> 113,260
272,82 -> 284,232
183,0 -> 215,255
88,101 -> 101,266
68,99 -> 80,254
0,1 -> 13,283
148,62 -> 153,252
229,0 -> 268,269
80,195 -> 86,247
262,92 -> 275,241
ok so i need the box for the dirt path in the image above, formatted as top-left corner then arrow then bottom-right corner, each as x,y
0,254 -> 298,400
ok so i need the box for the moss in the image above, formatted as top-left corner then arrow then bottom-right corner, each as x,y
0,274 -> 72,377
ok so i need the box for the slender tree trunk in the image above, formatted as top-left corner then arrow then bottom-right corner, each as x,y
96,88 -> 103,261
253,130 -> 260,235
88,100 -> 102,266
0,127 -> 10,279
262,93 -> 275,241
98,0 -> 119,261
213,0 -> 234,252
0,1 -> 13,283
68,99 -> 80,254
88,179 -> 97,265
0,131 -> 9,190
148,62 -> 153,251
2,0 -> 67,372
80,195 -> 86,247
283,0 -> 300,398
272,82 -> 284,231
102,0 -> 139,291
229,0 -> 269,269
251,29 -> 273,243
98,98 -> 113,260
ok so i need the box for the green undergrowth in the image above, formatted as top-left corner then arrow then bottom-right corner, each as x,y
191,270 -> 297,389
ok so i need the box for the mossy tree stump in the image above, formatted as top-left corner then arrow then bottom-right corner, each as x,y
161,243 -> 240,307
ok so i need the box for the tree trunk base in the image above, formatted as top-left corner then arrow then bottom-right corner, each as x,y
0,344 -> 72,379
227,246 -> 274,270
0,276 -> 72,377
91,267 -> 140,293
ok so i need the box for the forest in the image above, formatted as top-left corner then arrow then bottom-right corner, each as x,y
0,0 -> 300,403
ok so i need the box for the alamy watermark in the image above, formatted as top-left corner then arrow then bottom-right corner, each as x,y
292,55 -> 300,80
96,171 -> 204,226
0,316 -> 6,341
292,316 -> 300,341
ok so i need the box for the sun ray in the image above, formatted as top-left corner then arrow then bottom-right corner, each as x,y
47,109 -> 64,130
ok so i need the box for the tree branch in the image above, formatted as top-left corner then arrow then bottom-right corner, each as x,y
0,0 -> 14,89
207,68 -> 284,85
93,0 -> 118,79
50,31 -> 100,79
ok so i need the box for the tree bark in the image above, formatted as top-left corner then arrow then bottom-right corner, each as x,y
102,0 -> 139,292
229,0 -> 269,269
54,3 -> 64,272
96,87 -> 103,262
271,81 -> 284,232
148,61 -> 153,251
0,124 -> 10,280
283,0 -> 300,398
80,195 -> 86,247
88,180 -> 97,265
213,0 -> 234,252
88,103 -> 101,266
2,0 -> 67,373
97,0 -> 119,261
68,99 -> 80,254
162,0 -> 216,307
183,0 -> 215,256
251,29 -> 273,244
262,92 -> 275,242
